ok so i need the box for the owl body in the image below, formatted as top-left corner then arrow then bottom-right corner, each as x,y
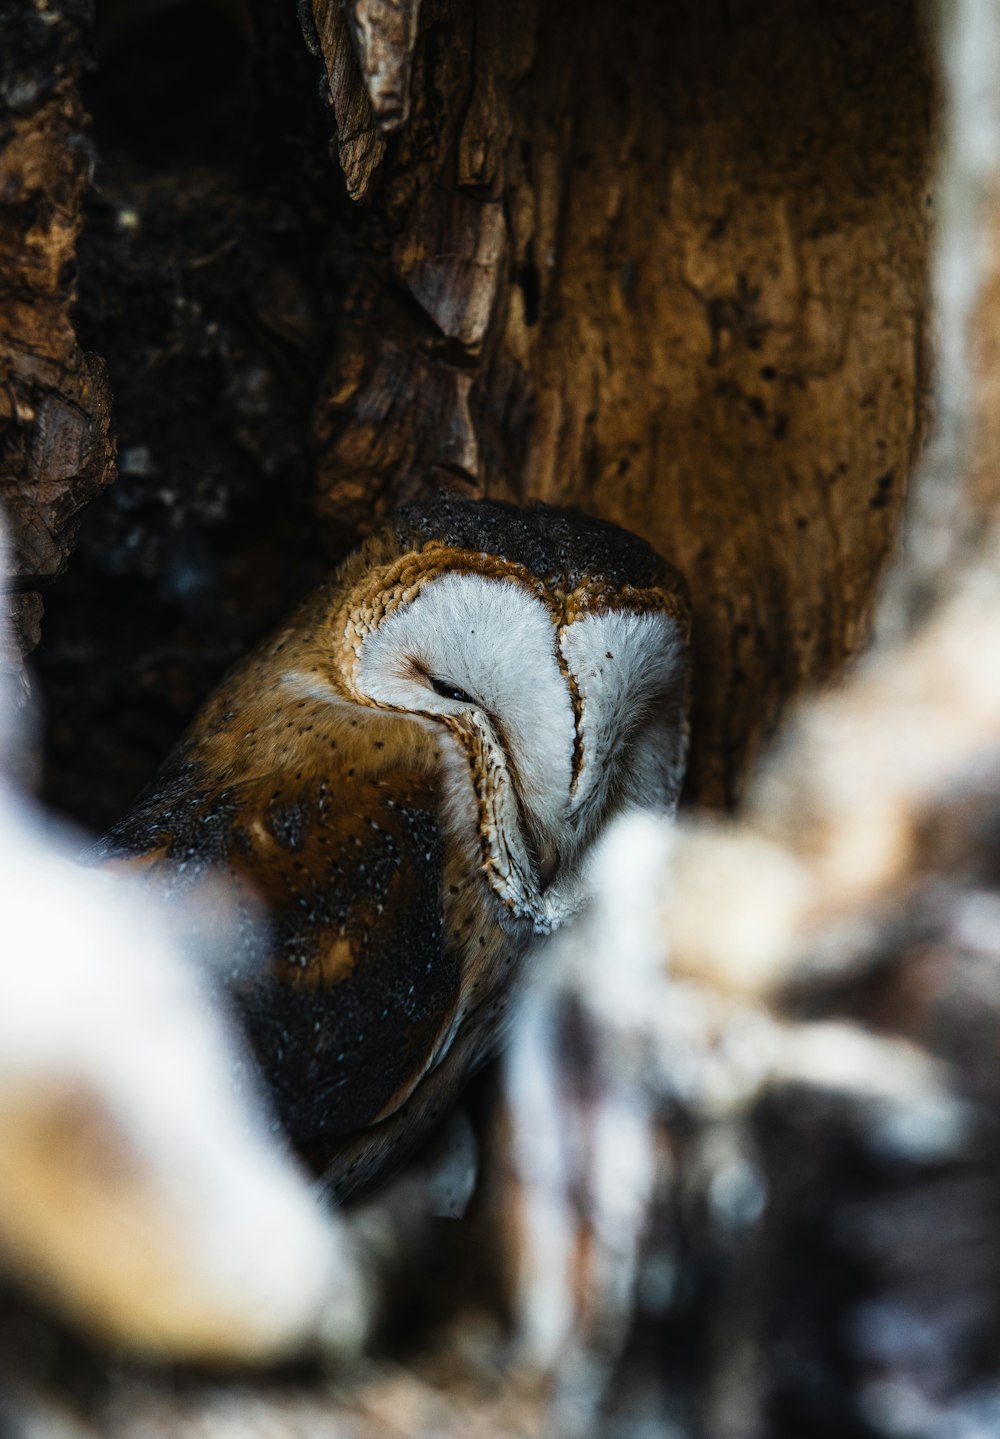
96,496 -> 689,1196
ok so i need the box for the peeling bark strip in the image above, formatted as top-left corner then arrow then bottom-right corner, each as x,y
0,0 -> 114,668
393,190 -> 506,350
306,0 -> 423,180
307,0 -> 387,200
347,0 -> 423,132
315,343 -> 482,535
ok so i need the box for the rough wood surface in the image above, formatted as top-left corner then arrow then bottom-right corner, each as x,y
25,0 -> 935,826
346,0 -> 422,132
0,0 -> 115,680
313,0 -> 934,803
307,0 -> 388,201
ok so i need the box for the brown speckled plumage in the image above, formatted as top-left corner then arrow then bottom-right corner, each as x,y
92,497 -> 690,1196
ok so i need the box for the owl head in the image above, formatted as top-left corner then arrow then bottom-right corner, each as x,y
318,494 -> 690,932
92,495 -> 691,1187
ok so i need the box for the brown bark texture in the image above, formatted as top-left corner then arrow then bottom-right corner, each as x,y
0,0 -> 114,700
310,0 -> 933,804
13,0 -> 934,829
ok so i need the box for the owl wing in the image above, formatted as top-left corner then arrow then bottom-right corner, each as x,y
93,756 -> 461,1163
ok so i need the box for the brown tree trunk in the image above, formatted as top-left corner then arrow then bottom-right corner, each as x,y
0,1 -> 114,705
310,0 -> 934,805
5,0 -> 935,828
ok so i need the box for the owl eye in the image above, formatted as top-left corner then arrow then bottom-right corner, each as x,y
429,676 -> 476,705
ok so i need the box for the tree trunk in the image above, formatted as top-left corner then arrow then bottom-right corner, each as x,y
0,0 -> 114,709
309,0 -> 934,805
13,0 -> 935,830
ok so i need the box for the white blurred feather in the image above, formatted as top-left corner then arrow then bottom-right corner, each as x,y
0,507 -> 367,1363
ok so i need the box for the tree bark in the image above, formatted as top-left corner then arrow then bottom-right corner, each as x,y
310,0 -> 934,804
0,0 -> 114,702
8,0 -> 935,827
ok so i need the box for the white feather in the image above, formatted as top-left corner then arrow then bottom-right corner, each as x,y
561,609 -> 688,823
355,571 -> 687,926
357,573 -> 576,833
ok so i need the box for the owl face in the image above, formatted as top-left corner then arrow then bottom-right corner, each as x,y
326,495 -> 690,932
95,495 -> 689,1194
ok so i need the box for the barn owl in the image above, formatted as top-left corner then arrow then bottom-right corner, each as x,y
93,495 -> 690,1197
